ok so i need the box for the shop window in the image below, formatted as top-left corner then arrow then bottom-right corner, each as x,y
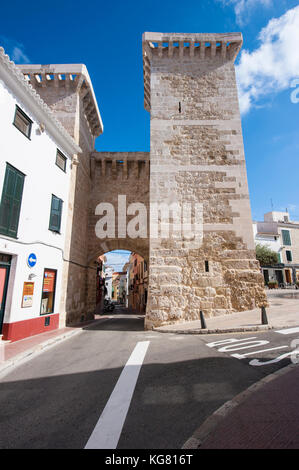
40,269 -> 57,314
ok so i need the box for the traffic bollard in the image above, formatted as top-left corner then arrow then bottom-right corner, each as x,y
200,310 -> 207,329
261,306 -> 268,325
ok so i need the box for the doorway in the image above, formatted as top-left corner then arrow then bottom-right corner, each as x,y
0,254 -> 11,334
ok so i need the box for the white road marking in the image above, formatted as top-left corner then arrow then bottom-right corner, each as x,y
205,335 -> 293,367
84,341 -> 150,450
231,345 -> 288,359
206,337 -> 257,348
275,327 -> 299,335
217,339 -> 269,353
249,351 -> 294,367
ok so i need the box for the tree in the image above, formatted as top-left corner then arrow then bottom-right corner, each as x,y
255,244 -> 279,266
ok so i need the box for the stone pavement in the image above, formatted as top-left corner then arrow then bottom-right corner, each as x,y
154,289 -> 299,334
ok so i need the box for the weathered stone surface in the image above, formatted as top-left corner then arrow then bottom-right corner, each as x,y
143,32 -> 267,329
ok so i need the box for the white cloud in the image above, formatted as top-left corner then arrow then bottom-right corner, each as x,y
0,37 -> 30,64
236,5 -> 299,114
11,46 -> 30,64
104,250 -> 131,271
219,0 -> 272,25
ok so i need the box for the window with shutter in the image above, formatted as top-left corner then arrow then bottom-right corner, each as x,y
13,106 -> 32,139
0,164 -> 25,238
49,195 -> 63,232
281,230 -> 291,246
55,149 -> 67,172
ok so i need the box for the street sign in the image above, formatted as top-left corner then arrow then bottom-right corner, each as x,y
27,253 -> 37,268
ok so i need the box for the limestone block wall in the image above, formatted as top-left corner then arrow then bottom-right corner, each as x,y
87,151 -> 150,314
143,33 -> 267,328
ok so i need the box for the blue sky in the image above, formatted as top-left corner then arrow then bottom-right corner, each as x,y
1,0 -> 298,228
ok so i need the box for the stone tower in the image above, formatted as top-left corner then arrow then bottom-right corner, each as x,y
142,32 -> 267,328
18,64 -> 103,325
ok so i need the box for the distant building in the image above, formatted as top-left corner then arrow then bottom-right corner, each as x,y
253,211 -> 299,286
127,252 -> 148,313
104,266 -> 114,300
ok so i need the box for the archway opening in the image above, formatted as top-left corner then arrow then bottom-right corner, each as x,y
95,250 -> 148,318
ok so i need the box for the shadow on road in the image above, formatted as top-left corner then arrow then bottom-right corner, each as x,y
0,354 -> 271,449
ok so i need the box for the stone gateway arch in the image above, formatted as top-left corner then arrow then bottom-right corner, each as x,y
18,32 -> 267,330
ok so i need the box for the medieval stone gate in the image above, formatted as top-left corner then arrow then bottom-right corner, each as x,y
19,32 -> 266,330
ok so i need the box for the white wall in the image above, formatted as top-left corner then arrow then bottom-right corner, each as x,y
253,222 -> 282,255
0,79 -> 72,324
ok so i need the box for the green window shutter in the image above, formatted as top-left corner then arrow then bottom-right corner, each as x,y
282,230 -> 291,246
0,164 -> 25,237
49,195 -> 62,232
286,250 -> 293,262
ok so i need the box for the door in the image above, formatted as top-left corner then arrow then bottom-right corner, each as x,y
0,263 -> 10,334
263,270 -> 269,285
275,270 -> 284,285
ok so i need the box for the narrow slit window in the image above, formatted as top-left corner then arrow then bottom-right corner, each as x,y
205,260 -> 209,272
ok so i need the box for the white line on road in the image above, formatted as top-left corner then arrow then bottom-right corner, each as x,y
231,345 -> 288,360
84,341 -> 150,450
275,327 -> 299,335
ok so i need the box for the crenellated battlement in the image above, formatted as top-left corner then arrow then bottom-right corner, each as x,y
142,32 -> 242,112
17,64 -> 103,137
91,152 -> 150,180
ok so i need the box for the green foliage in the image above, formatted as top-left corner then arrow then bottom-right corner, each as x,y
255,244 -> 279,266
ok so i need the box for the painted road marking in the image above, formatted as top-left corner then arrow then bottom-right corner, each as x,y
84,341 -> 150,450
206,336 -> 292,367
231,346 -> 288,360
275,327 -> 299,335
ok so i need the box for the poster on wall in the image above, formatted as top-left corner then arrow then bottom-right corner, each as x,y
43,270 -> 55,292
22,282 -> 34,308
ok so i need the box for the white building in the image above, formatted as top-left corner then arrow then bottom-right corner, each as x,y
253,211 -> 299,286
0,48 -> 81,341
104,266 -> 114,300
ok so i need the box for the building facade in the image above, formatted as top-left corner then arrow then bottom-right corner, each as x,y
253,211 -> 299,286
17,62 -> 103,328
0,48 -> 80,341
127,252 -> 148,313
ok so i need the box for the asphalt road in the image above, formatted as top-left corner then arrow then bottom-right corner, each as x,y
0,312 -> 298,449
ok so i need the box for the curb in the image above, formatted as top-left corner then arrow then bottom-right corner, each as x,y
0,317 -> 112,377
154,325 -> 273,335
0,328 -> 82,377
181,361 -> 299,449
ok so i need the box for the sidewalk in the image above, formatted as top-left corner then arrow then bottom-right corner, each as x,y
154,289 -> 299,334
0,316 -> 110,375
183,362 -> 299,449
